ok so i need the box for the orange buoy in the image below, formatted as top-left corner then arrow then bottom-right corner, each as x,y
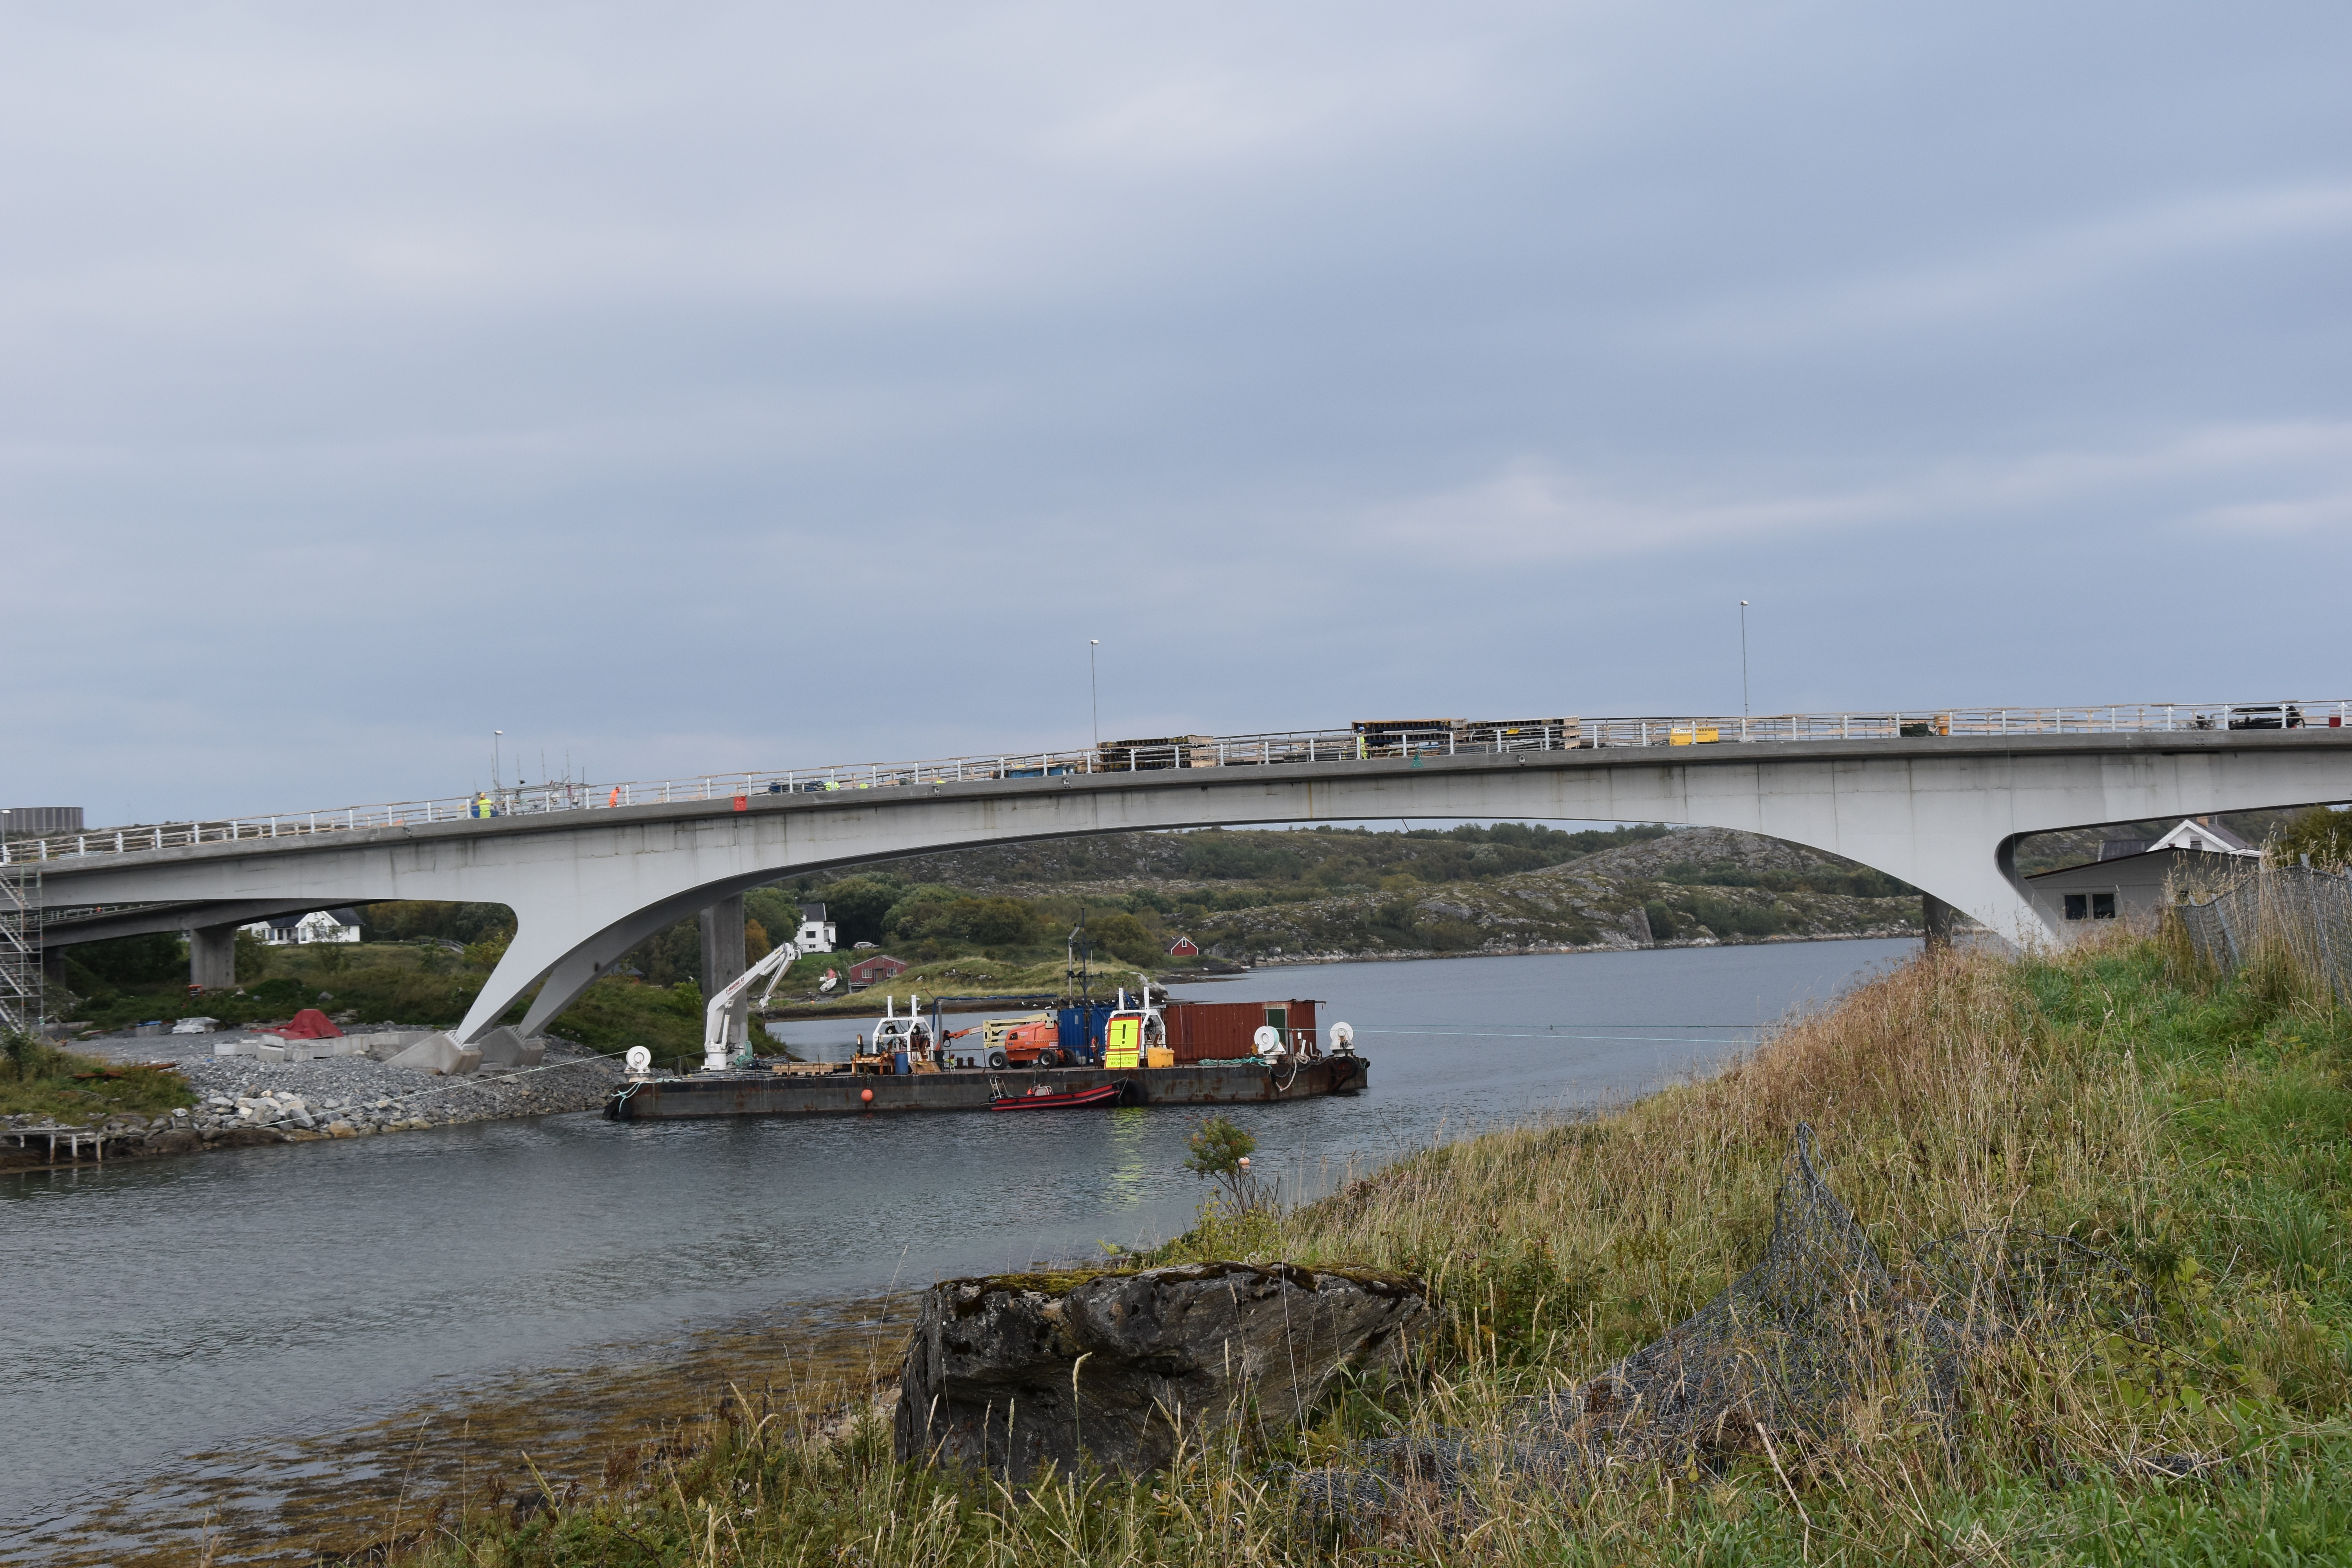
860,1088 -> 873,1103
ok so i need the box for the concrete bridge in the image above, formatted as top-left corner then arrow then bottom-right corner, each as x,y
11,705 -> 2351,1042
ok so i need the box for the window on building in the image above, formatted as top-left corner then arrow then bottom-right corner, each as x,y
2063,894 -> 2088,920
2091,893 -> 2117,919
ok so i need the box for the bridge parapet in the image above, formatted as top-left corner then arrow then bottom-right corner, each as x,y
5,698 -> 2345,866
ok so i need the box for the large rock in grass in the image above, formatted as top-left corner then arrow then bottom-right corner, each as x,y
895,1262 -> 1425,1480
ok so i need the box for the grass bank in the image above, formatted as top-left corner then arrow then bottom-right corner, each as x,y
359,931 -> 2352,1565
0,1033 -> 196,1122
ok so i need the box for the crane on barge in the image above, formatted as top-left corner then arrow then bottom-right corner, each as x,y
700,938 -> 804,1073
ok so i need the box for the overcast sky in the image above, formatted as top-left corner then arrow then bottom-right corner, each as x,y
7,3 -> 2348,827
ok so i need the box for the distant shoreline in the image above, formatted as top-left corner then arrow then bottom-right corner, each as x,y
759,929 -> 1930,1019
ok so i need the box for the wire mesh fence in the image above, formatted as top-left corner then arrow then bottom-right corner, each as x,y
2172,863 -> 2352,1008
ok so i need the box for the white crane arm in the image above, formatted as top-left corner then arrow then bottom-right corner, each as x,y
703,939 -> 801,1071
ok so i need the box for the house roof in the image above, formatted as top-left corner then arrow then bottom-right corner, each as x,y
2024,842 -> 2250,882
799,903 -> 828,920
2151,818 -> 2257,855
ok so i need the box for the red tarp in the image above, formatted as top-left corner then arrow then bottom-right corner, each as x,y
272,1008 -> 343,1040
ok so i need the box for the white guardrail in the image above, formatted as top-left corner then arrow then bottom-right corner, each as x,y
6,700 -> 2347,866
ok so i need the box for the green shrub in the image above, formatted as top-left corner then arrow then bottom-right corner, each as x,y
2271,804 -> 2352,869
247,976 -> 314,1009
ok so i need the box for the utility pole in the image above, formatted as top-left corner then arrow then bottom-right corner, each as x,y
1738,603 -> 1750,718
1089,640 -> 1101,750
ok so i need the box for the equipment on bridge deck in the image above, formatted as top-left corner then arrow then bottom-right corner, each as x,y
702,937 -> 802,1073
1349,717 -> 1579,759
1094,735 -> 1217,772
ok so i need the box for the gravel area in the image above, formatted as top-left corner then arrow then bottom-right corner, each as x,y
5,1028 -> 629,1163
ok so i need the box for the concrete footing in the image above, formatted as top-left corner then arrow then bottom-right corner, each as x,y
383,1033 -> 484,1076
474,1025 -> 546,1069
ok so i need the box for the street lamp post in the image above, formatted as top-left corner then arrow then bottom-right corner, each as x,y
1738,603 -> 1750,718
1089,641 -> 1101,750
493,730 -> 504,792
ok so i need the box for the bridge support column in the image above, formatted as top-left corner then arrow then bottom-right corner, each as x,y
1922,893 -> 1960,952
189,923 -> 239,991
701,895 -> 748,1053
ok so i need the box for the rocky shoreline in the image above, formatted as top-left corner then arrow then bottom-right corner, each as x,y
2,1034 -> 628,1170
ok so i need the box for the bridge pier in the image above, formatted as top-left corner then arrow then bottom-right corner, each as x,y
700,895 -> 748,1054
188,922 -> 239,991
1922,893 -> 1960,952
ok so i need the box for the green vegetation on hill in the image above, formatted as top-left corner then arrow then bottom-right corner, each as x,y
2273,803 -> 2352,869
374,929 -> 2352,1566
44,935 -> 713,1059
740,822 -> 1915,968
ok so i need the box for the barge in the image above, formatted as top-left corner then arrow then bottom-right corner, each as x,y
607,949 -> 1367,1121
603,1053 -> 1367,1120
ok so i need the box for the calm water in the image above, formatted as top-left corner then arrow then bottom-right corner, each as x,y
0,939 -> 1914,1548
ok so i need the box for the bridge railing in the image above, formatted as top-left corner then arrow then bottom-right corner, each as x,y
7,699 -> 2345,866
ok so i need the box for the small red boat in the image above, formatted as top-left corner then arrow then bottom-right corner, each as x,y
989,1080 -> 1127,1111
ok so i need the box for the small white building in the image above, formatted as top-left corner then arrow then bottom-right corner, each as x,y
241,908 -> 364,946
794,902 -> 837,954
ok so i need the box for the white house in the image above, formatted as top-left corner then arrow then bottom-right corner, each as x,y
794,902 -> 837,954
2026,818 -> 2260,934
241,908 -> 364,946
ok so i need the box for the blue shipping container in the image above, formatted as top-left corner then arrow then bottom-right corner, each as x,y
1056,1003 -> 1113,1065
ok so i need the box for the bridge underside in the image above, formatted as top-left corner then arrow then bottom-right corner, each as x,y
26,732 -> 2352,1042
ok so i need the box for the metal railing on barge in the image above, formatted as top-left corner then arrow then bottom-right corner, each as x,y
8,699 -> 2346,866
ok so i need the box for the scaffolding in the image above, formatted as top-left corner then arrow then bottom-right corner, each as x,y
0,854 -> 38,1034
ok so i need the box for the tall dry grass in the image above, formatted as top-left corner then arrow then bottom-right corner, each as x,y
373,934 -> 2352,1566
1259,946 -> 2159,1370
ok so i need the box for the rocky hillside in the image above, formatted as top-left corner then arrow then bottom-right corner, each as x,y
1187,837 -> 1920,963
811,823 -> 1924,964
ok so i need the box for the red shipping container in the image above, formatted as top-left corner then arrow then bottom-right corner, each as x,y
1163,999 -> 1319,1063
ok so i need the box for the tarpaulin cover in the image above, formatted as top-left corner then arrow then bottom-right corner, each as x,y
272,1008 -> 343,1039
